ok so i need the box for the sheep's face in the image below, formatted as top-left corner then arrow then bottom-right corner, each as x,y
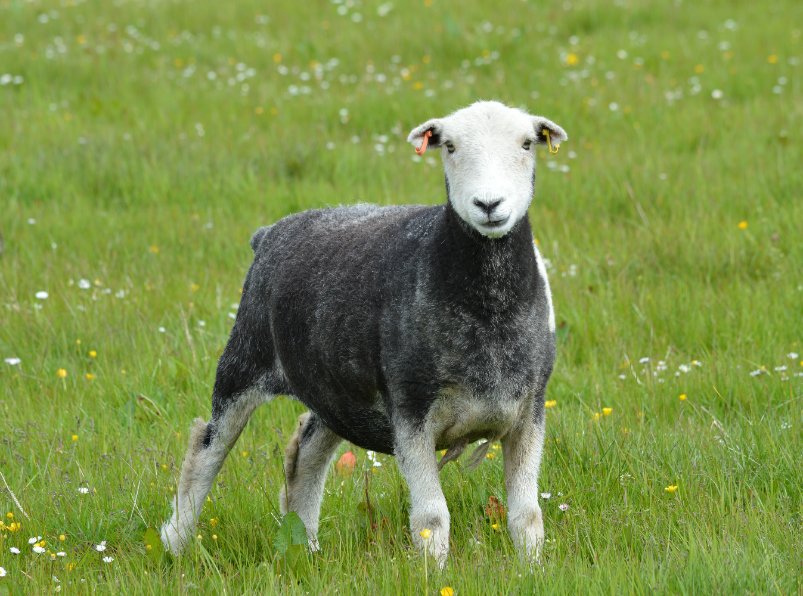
408,101 -> 567,238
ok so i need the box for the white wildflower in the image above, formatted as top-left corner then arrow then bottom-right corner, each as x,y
102,556 -> 114,563
33,545 -> 46,554
35,291 -> 49,300
559,503 -> 570,512
4,357 -> 21,366
78,487 -> 90,494
540,492 -> 552,499
10,547 -> 20,554
95,541 -> 107,552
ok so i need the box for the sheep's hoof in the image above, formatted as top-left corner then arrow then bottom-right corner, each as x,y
160,521 -> 188,555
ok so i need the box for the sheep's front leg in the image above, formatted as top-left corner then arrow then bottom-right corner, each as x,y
394,422 -> 450,569
502,412 -> 546,564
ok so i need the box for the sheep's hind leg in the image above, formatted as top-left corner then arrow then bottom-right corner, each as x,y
279,412 -> 342,550
161,388 -> 269,554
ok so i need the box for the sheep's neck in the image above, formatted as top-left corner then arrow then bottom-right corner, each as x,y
433,201 -> 539,319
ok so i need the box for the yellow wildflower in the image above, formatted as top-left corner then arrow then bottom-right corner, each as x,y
85,373 -> 96,381
565,53 -> 579,66
440,588 -> 454,596
71,434 -> 78,442
212,534 -> 218,541
767,54 -> 778,64
5,512 -> 12,520
602,407 -> 613,416
665,485 -> 678,493
545,400 -> 557,408
491,522 -> 500,531
738,220 -> 748,230
59,534 -> 66,542
209,517 -> 218,528
272,52 -> 282,64
88,350 -> 97,358
57,368 -> 68,379
419,528 -> 432,540
679,394 -> 687,401
694,64 -> 705,74
592,412 -> 601,422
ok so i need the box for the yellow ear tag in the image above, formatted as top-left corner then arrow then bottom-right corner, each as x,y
544,129 -> 560,154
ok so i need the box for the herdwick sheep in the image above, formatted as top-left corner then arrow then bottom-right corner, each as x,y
161,100 -> 568,568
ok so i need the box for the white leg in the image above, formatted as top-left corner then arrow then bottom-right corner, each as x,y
503,414 -> 546,563
279,412 -> 342,550
394,423 -> 450,569
161,390 -> 267,554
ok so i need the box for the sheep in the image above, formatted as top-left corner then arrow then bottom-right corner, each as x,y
161,100 -> 568,568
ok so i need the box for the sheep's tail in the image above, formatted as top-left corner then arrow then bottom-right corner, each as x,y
250,225 -> 273,252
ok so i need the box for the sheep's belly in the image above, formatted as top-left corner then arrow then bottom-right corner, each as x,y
431,387 -> 528,450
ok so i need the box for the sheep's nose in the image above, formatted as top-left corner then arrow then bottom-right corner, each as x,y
472,197 -> 503,215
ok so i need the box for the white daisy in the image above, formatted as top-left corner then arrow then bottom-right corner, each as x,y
95,541 -> 107,552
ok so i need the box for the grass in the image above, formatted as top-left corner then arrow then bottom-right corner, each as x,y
0,0 -> 800,592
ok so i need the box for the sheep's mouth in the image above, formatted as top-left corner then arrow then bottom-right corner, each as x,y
482,216 -> 510,229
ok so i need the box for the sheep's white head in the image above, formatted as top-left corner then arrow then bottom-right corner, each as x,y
408,101 -> 567,238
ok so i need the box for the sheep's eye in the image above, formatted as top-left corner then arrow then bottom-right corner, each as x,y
522,140 -> 533,150
444,141 -> 455,154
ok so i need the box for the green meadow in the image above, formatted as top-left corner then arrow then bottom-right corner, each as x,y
0,0 -> 800,592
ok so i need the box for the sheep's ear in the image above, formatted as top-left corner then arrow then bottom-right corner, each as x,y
407,118 -> 444,150
532,116 -> 568,148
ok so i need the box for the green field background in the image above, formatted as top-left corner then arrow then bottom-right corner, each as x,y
0,0 -> 800,593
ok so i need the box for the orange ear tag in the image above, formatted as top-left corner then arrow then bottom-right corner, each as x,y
415,129 -> 433,155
